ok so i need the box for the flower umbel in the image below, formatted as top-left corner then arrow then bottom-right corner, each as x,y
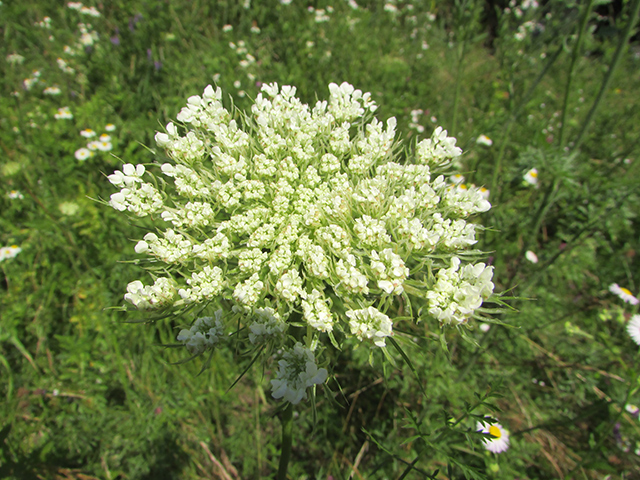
110,82 -> 497,403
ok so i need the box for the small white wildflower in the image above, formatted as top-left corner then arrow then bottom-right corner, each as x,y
610,283 -> 639,305
0,245 -> 22,262
525,250 -> 538,264
476,134 -> 493,147
523,168 -> 539,186
627,315 -> 640,346
8,190 -> 24,200
477,418 -> 510,454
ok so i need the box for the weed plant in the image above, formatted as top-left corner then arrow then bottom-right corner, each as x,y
1,0 -> 640,479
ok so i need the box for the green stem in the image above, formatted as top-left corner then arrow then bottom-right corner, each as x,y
276,403 -> 294,480
564,368 -> 640,478
450,41 -> 467,136
572,0 -> 640,151
489,45 -> 563,198
559,0 -> 595,148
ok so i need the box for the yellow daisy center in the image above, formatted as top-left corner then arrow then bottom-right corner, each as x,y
489,425 -> 501,438
621,287 -> 632,296
530,171 -> 538,178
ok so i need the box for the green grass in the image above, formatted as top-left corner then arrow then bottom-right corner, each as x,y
2,0 -> 640,478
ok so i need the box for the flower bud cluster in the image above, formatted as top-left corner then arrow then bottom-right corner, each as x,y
346,306 -> 393,347
124,277 -> 176,310
177,310 -> 225,355
426,257 -> 495,325
270,343 -> 328,404
108,164 -> 163,216
111,82 -> 497,403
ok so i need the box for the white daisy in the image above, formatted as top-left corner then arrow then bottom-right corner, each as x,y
0,245 -> 22,262
97,141 -> 113,152
625,403 -> 640,415
627,315 -> 640,346
8,190 -> 24,200
476,134 -> 493,147
610,284 -> 640,305
105,123 -> 116,132
75,148 -> 92,161
523,168 -> 539,186
477,418 -> 510,453
80,128 -> 96,138
525,250 -> 538,263
450,174 -> 465,185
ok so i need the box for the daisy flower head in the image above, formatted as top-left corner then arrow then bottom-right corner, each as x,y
610,283 -> 640,305
525,250 -> 538,264
476,134 -> 493,147
105,123 -> 116,132
627,315 -> 640,346
80,128 -> 96,138
8,190 -> 24,200
477,418 -> 510,453
54,107 -> 73,120
626,403 -> 640,416
450,174 -> 465,185
43,86 -> 61,95
99,133 -> 111,142
97,141 -> 113,152
0,245 -> 22,262
75,147 -> 92,161
523,168 -> 539,187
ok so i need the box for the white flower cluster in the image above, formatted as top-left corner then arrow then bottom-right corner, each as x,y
108,164 -> 163,216
249,307 -> 287,344
177,310 -> 225,355
112,82 -> 497,403
270,343 -> 328,404
124,277 -> 176,310
346,306 -> 393,347
426,257 -> 494,325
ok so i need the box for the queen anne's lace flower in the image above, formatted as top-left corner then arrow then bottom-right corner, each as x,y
111,82 -> 497,403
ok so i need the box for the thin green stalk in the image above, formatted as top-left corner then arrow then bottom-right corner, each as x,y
396,391 -> 492,479
506,177 -> 562,287
564,368 -> 640,478
572,0 -> 640,151
559,0 -> 595,148
490,45 -> 563,198
276,403 -> 294,480
450,41 -> 467,136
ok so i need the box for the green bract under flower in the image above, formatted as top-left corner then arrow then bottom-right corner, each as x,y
109,82 -> 495,403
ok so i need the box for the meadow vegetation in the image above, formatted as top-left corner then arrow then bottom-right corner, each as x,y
1,0 -> 640,478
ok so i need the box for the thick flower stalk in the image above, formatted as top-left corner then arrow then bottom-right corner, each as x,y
108,82 -> 495,404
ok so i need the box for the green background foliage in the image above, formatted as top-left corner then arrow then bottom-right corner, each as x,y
1,0 -> 640,478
